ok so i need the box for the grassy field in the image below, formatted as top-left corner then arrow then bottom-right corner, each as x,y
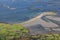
0,23 -> 60,40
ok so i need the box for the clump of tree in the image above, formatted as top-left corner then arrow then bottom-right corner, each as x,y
29,34 -> 60,40
0,23 -> 29,40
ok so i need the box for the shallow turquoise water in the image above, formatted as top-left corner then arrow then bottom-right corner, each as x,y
0,0 -> 60,23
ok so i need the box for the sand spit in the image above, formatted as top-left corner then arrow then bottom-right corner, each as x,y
19,12 -> 60,34
20,12 -> 60,34
20,12 -> 58,27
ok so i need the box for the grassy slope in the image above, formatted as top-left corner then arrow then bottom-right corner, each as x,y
0,23 -> 28,40
0,23 -> 60,40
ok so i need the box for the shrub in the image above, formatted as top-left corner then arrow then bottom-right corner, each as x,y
0,23 -> 29,40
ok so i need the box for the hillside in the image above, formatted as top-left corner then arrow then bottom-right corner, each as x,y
0,23 -> 29,40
